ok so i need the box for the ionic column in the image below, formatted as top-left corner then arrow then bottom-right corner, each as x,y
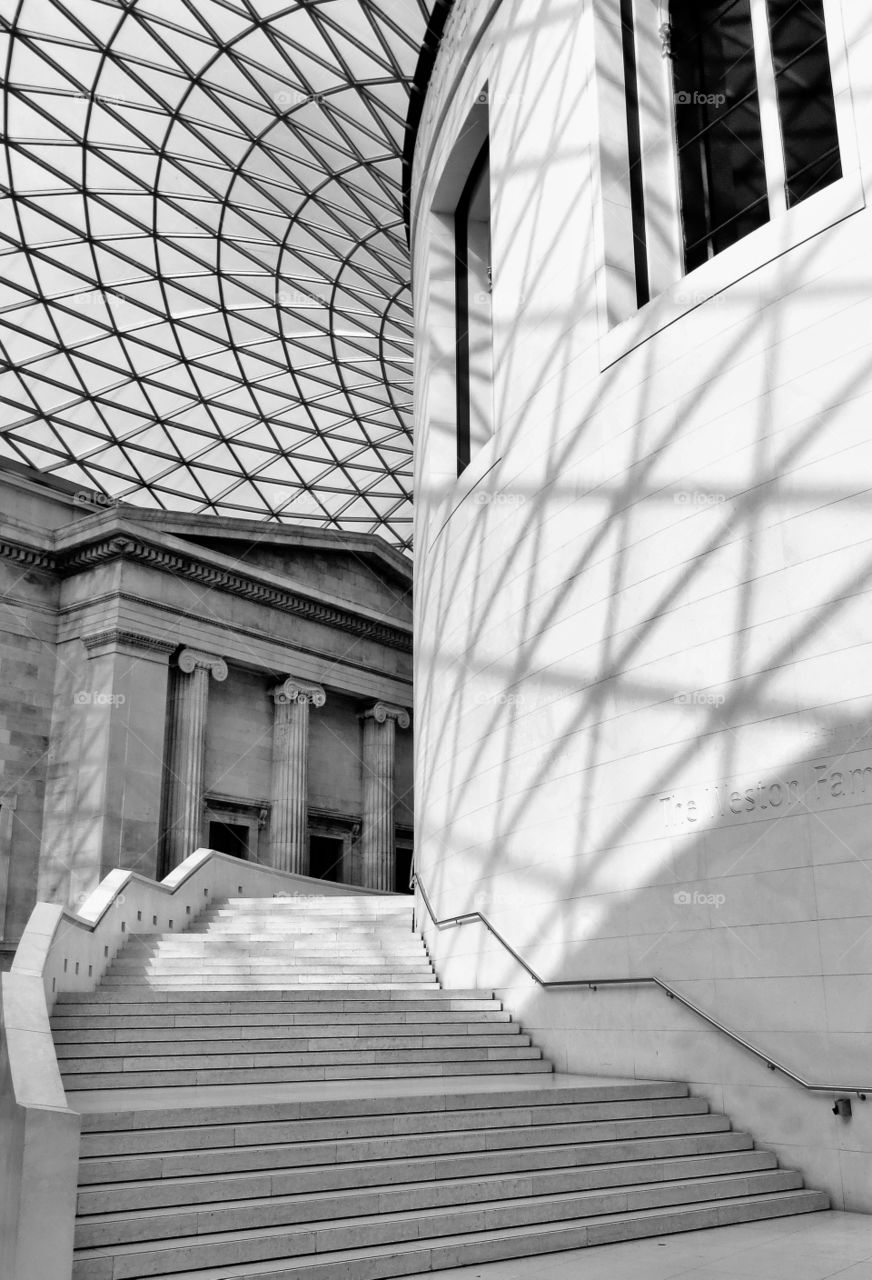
269,678 -> 326,873
164,648 -> 227,870
359,702 -> 410,891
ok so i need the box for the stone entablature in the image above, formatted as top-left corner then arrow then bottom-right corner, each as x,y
0,521 -> 412,653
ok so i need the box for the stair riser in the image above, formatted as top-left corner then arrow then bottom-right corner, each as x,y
74,1150 -> 779,1242
55,989 -> 489,1004
76,1131 -> 760,1213
79,1115 -> 733,1183
62,1045 -> 542,1075
58,1035 -> 531,1059
78,1084 -> 692,1134
80,1099 -> 712,1156
73,1170 -> 803,1255
55,1018 -> 516,1040
80,1194 -> 828,1280
97,979 -> 439,988
63,1059 -> 554,1090
55,1002 -> 495,1018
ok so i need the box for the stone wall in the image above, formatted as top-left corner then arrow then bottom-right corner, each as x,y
412,0 -> 872,1211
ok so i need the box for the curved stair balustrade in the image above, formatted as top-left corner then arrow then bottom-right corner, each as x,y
412,871 -> 870,1102
0,849 -> 383,1280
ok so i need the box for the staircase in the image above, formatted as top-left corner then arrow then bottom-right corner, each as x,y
52,893 -> 828,1279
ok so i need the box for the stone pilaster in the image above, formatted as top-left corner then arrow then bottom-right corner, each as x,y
163,648 -> 227,871
359,702 -> 410,891
269,678 -> 326,874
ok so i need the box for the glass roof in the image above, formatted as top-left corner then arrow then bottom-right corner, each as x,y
0,0 -> 429,552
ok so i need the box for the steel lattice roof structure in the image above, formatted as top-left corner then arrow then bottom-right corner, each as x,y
0,0 -> 431,552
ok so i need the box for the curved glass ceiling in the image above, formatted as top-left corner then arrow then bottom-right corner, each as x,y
0,0 -> 429,551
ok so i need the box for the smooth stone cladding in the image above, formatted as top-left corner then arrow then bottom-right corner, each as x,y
0,460 -> 412,956
410,0 -> 872,1214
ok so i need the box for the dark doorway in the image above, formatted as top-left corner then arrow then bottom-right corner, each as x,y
208,821 -> 249,859
395,847 -> 413,894
309,835 -> 343,882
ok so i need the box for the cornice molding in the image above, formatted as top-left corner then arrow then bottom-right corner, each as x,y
81,628 -> 177,657
0,537 -> 55,570
56,534 -> 411,653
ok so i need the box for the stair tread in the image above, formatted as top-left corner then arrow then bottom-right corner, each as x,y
77,1131 -> 757,1190
72,1188 -> 826,1261
76,1154 -> 782,1225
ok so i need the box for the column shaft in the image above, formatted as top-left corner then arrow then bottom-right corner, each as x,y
270,697 -> 309,873
359,703 -> 410,891
269,679 -> 326,874
163,650 -> 226,871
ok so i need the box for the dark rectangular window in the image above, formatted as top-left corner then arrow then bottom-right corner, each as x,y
671,0 -> 770,272
621,0 -> 650,308
455,140 -> 492,477
766,0 -> 841,207
208,821 -> 248,859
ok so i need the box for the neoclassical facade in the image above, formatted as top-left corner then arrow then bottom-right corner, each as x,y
0,460 -> 412,957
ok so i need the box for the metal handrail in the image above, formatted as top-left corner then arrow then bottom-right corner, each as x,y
411,871 -> 868,1101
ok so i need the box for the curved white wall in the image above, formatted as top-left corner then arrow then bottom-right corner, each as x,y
412,0 -> 872,1210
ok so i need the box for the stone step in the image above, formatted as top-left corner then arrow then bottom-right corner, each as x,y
77,1112 -> 731,1185
190,917 -> 415,925
79,1097 -> 711,1157
52,1010 -> 512,1030
106,963 -> 435,975
54,988 -> 486,998
70,1190 -> 829,1280
78,1082 -> 692,1133
73,1149 -> 781,1246
75,1129 -> 756,1214
54,1019 -> 519,1042
54,997 -> 499,1016
57,1033 -> 533,1059
213,901 -> 412,911
63,1058 -> 555,1091
70,1178 -> 823,1279
183,936 -> 417,947
104,960 -> 434,972
62,1044 -> 545,1076
96,983 -> 443,993
126,940 -> 426,952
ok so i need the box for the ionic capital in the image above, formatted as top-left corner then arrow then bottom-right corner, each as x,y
272,677 -> 326,708
177,648 -> 228,682
360,701 -> 410,730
